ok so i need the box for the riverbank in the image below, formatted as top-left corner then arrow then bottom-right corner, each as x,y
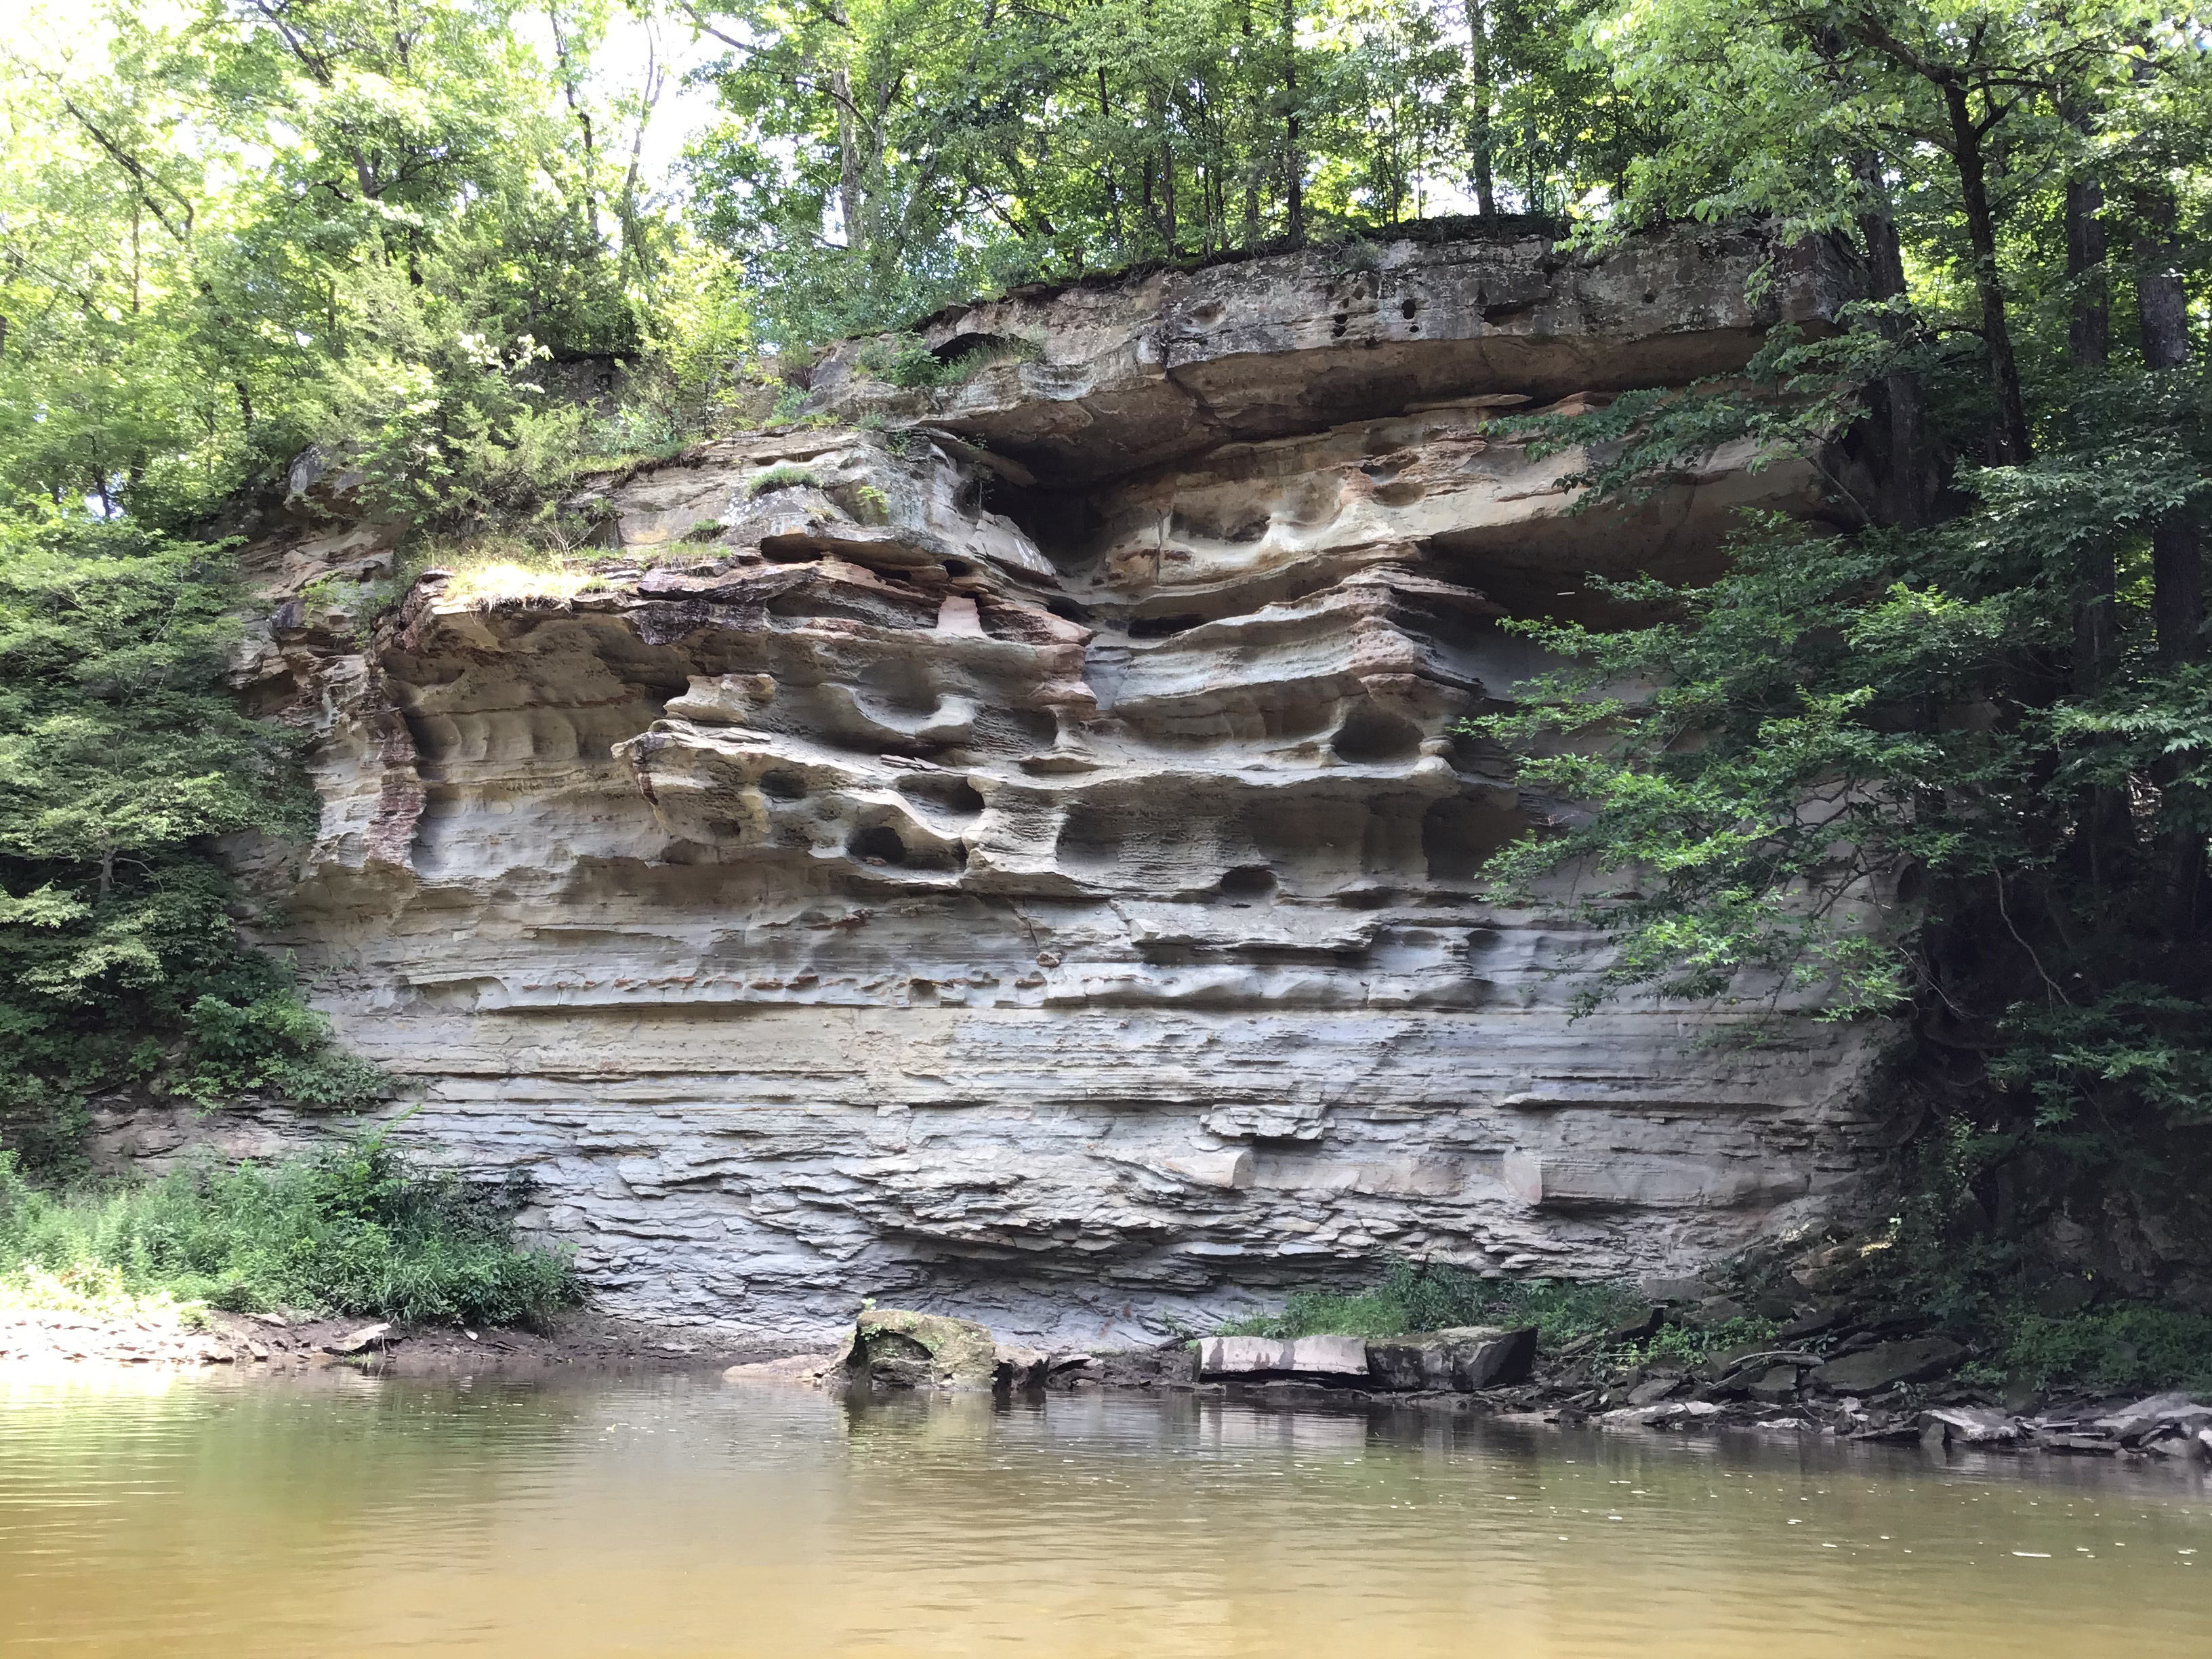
0,1300 -> 805,1377
9,1294 -> 2211,1473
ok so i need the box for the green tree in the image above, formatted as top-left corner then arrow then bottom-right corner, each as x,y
1473,0 -> 2212,1269
0,1 -> 725,1162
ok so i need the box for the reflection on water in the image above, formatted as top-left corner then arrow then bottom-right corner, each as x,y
1,1369 -> 2207,1657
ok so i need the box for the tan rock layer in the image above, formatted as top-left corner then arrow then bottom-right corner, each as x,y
191,224 -> 1894,1346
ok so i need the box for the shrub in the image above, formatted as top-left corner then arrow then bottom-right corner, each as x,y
856,331 -> 1042,390
0,1136 -> 580,1330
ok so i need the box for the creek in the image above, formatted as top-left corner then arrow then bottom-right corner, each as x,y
1,1371 -> 2205,1656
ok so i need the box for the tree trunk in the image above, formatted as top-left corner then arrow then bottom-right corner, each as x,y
2067,174 -> 2112,691
832,66 -> 865,258
1855,186 -> 1937,530
2139,188 -> 2202,662
2066,177 -> 2108,369
1941,81 -> 2030,465
1465,0 -> 1495,216
1097,70 -> 1124,249
1282,0 -> 1303,245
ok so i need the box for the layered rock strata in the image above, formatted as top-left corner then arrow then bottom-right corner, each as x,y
190,224 -> 1900,1345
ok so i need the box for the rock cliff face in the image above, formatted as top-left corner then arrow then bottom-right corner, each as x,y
190,224 -> 1898,1345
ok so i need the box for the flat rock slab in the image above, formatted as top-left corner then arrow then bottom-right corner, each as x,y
1809,1337 -> 1964,1395
1196,1334 -> 1370,1380
1921,1406 -> 2019,1446
723,1351 -> 843,1386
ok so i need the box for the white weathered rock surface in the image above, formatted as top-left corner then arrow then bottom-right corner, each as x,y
153,225 -> 1904,1345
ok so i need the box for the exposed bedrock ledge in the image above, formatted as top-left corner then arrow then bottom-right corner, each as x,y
203,222 -> 1897,1345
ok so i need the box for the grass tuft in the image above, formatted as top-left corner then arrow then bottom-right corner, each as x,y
746,462 -> 821,496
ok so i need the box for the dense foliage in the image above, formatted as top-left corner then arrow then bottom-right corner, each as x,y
0,511 -> 384,1164
1,1 -> 721,1162
0,1137 -> 580,1328
680,0 -> 1638,337
1465,4 -> 2212,1294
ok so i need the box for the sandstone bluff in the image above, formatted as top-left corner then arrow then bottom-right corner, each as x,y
121,225 -> 1904,1345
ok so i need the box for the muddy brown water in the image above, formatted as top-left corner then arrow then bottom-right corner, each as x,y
2,1370 -> 2206,1656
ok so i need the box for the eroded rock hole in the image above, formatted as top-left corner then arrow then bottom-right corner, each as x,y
1331,311 -> 1349,339
1170,509 -> 1267,544
1422,796 -> 1517,883
897,773 -> 986,817
1332,706 -> 1424,764
849,824 -> 907,865
1399,295 -> 1418,320
1218,864 -> 1277,900
942,557 -> 972,577
1130,613 -> 1206,640
1055,802 -> 1122,869
758,769 -> 807,801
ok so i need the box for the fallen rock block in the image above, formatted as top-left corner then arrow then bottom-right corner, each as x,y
1196,1336 -> 1294,1377
323,1322 -> 394,1356
846,1309 -> 1000,1390
1195,1334 -> 1372,1381
1365,1326 -> 1537,1391
1809,1337 -> 1964,1395
2095,1391 -> 2212,1444
1289,1335 -> 1371,1379
1747,1365 -> 1805,1406
1919,1406 -> 2019,1448
1606,1305 -> 1666,1343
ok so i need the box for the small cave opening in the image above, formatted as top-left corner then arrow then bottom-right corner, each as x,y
1129,613 -> 1207,640
1218,864 -> 1278,901
758,769 -> 808,802
1332,706 -> 1424,764
848,824 -> 908,865
897,772 -> 987,817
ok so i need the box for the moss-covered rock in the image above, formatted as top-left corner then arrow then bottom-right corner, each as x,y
847,1308 -> 1000,1390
